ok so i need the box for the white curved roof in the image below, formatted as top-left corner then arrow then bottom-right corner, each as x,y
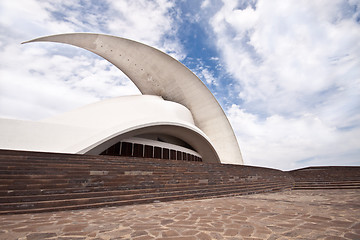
24,33 -> 243,164
0,95 -> 220,163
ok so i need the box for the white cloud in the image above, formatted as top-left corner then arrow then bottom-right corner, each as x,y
106,0 -> 185,60
201,0 -> 211,9
0,42 -> 140,120
0,0 -> 184,120
211,0 -> 360,115
227,105 -> 360,170
201,68 -> 218,86
210,0 -> 360,169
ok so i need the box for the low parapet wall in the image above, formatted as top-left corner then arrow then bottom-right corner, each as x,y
288,166 -> 360,190
0,149 -> 294,214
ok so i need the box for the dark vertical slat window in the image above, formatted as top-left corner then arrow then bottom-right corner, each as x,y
144,145 -> 153,158
170,150 -> 176,160
154,147 -> 162,159
133,143 -> 143,157
163,148 -> 169,159
100,141 -> 202,163
114,142 -> 121,155
107,145 -> 116,155
177,151 -> 182,160
120,142 -> 133,156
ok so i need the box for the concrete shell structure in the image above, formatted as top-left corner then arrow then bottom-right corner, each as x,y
1,33 -> 243,164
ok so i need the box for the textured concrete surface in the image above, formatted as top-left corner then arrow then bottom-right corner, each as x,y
0,190 -> 359,240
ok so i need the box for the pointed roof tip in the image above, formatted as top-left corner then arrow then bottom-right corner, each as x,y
21,35 -> 57,45
21,38 -> 41,44
22,34 -> 52,45
21,33 -> 100,46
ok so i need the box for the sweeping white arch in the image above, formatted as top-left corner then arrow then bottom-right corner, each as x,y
24,33 -> 243,165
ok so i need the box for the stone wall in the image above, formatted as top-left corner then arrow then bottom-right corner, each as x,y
288,166 -> 360,190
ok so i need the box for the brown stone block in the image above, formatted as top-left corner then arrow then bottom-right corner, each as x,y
160,219 -> 174,225
344,232 -> 360,240
283,229 -> 308,237
131,230 -> 149,238
209,222 -> 224,228
267,234 -> 282,240
239,226 -> 254,236
161,229 -> 179,237
132,224 -> 159,230
224,228 -> 238,236
225,223 -> 247,229
196,232 -> 212,240
25,232 -> 57,240
309,215 -> 332,221
198,227 -> 224,233
133,235 -> 155,240
181,229 -> 199,236
13,227 -> 38,233
323,236 -> 347,240
57,237 -> 86,240
330,220 -> 353,228
147,228 -> 167,238
171,220 -> 196,226
157,237 -> 196,240
351,222 -> 360,229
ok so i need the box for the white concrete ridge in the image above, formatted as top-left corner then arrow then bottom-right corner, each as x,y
23,33 -> 243,165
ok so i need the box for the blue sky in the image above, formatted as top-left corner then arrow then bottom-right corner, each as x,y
0,0 -> 359,170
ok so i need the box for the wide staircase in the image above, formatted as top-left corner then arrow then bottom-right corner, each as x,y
288,166 -> 360,190
0,149 -> 294,214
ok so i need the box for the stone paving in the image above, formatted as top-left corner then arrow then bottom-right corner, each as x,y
0,190 -> 359,240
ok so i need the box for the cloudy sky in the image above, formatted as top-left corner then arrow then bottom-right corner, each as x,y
0,0 -> 359,170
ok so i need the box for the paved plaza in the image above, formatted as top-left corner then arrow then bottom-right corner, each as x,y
0,190 -> 359,240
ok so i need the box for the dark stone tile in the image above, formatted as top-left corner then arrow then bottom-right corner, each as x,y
26,232 -> 57,240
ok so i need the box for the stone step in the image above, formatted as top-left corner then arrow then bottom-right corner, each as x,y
288,166 -> 360,191
293,186 -> 360,190
0,181 -> 289,203
0,163 -> 277,176
295,181 -> 360,185
0,178 -> 288,197
294,180 -> 360,183
0,163 -> 276,173
0,154 -> 286,173
0,184 -> 290,214
0,155 -> 202,167
0,174 -> 211,185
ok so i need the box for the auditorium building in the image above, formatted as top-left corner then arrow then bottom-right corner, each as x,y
0,33 -> 243,165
